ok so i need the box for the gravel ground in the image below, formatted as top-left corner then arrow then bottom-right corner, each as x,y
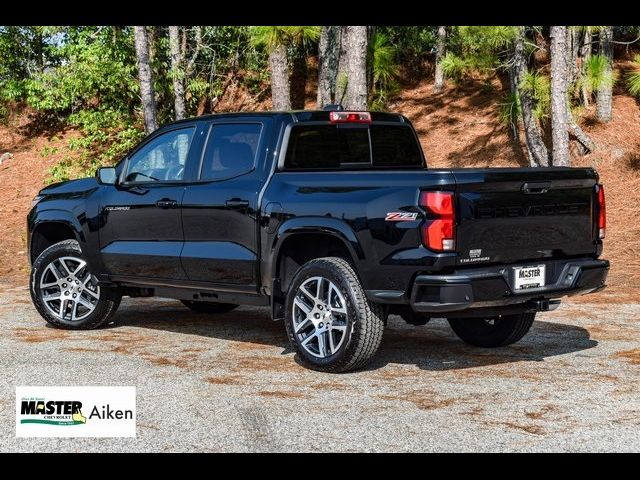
1,282 -> 638,452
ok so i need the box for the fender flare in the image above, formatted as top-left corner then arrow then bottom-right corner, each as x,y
266,217 -> 365,321
267,216 -> 364,288
30,210 -> 86,258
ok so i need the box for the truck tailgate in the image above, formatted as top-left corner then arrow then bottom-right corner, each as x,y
452,168 -> 598,266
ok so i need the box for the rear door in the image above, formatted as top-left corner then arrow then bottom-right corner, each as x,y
453,168 -> 599,266
180,118 -> 273,287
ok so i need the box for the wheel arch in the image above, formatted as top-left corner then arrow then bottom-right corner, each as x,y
30,214 -> 85,265
266,218 -> 365,320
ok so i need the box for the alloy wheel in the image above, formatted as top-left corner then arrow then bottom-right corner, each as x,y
292,276 -> 349,358
39,256 -> 100,322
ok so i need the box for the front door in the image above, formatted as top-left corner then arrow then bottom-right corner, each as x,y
181,119 -> 271,287
99,125 -> 197,279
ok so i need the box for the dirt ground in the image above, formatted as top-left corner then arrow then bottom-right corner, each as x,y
1,283 -> 638,452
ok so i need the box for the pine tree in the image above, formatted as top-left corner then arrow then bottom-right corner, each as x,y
343,26 -> 368,110
550,26 -> 570,166
133,26 -> 158,133
511,26 -> 550,166
317,26 -> 340,107
596,26 -> 614,122
169,26 -> 186,120
250,27 -> 320,111
434,26 -> 447,93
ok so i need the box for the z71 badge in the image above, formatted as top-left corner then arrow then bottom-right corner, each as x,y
385,212 -> 418,222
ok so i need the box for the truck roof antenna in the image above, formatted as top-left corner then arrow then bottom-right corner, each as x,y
323,104 -> 344,111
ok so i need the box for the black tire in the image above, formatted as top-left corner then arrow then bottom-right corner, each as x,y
397,306 -> 431,326
30,240 -> 121,330
284,257 -> 385,373
447,312 -> 535,347
181,300 -> 238,314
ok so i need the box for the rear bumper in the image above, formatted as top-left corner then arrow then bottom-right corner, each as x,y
367,258 -> 609,314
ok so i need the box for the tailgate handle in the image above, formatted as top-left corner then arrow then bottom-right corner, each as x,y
522,182 -> 551,194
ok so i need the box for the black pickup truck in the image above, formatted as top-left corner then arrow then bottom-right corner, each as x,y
27,109 -> 609,372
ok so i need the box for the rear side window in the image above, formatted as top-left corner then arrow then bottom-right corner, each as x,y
283,124 -> 423,170
283,126 -> 339,169
201,123 -> 262,181
370,125 -> 422,167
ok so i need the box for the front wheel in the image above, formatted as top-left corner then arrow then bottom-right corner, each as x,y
447,312 -> 535,347
30,240 -> 121,330
284,257 -> 385,373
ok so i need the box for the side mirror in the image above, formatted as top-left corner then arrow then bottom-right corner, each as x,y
96,167 -> 117,185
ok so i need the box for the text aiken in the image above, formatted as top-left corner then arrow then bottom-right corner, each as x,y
89,405 -> 133,420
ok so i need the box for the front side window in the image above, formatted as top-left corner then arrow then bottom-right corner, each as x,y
200,123 -> 262,181
125,127 -> 195,183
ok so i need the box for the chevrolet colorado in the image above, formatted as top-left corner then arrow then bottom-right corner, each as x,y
27,109 -> 609,372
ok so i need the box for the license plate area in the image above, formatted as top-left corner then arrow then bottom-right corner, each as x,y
513,265 -> 546,291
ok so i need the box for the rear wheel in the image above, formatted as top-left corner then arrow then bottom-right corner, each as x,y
448,312 -> 535,347
284,257 -> 385,373
30,240 -> 121,330
181,300 -> 238,314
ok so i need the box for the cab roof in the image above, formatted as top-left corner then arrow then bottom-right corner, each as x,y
167,110 -> 408,128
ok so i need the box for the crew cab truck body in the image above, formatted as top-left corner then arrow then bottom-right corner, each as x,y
28,110 -> 609,372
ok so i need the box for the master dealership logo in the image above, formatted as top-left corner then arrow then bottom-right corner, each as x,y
16,386 -> 136,437
20,398 -> 87,426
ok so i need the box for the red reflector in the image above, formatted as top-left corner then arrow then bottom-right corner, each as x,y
329,111 -> 372,123
597,184 -> 606,239
419,191 -> 455,251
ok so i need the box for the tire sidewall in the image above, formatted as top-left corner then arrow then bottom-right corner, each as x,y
284,260 -> 363,369
30,240 -> 116,329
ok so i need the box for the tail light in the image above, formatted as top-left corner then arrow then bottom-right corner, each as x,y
597,184 -> 606,239
329,111 -> 372,123
419,191 -> 455,251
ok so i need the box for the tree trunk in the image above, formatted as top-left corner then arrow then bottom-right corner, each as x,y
580,28 -> 592,106
567,27 -> 580,86
169,26 -> 186,120
291,46 -> 308,110
344,26 -> 368,110
596,26 -> 613,122
512,26 -> 550,167
335,26 -> 349,105
133,26 -> 158,134
568,114 -> 596,154
269,43 -> 291,111
550,26 -> 570,166
317,26 -> 341,107
35,28 -> 44,73
434,26 -> 446,93
568,28 -> 596,155
367,26 -> 376,94
147,26 -> 157,65
185,26 -> 203,78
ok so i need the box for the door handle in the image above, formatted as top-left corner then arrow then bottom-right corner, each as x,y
156,199 -> 178,209
522,182 -> 551,194
225,198 -> 250,208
